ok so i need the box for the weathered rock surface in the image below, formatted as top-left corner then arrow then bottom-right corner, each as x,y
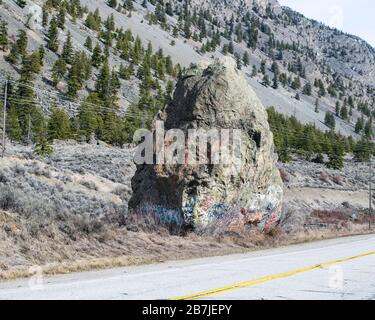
129,57 -> 283,230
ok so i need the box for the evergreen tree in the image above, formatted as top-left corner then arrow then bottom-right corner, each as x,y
47,17 -> 59,52
340,105 -> 348,120
318,81 -> 326,97
355,116 -> 364,134
324,112 -> 336,130
91,43 -> 103,67
78,93 -> 103,141
302,82 -> 312,95
95,59 -> 111,105
48,105 -> 71,140
353,139 -> 372,162
51,58 -> 67,85
42,4 -> 49,28
314,98 -> 319,113
7,30 -> 27,63
34,135 -> 53,156
38,45 -> 45,66
84,36 -> 93,52
57,5 -> 66,30
335,101 -> 340,116
251,65 -> 257,77
0,20 -> 8,51
16,0 -> 26,8
6,105 -> 22,142
124,0 -> 134,11
61,31 -> 73,64
242,51 -> 249,66
364,119 -> 373,139
272,73 -> 278,89
107,0 -> 118,8
291,76 -> 301,90
327,144 -> 344,170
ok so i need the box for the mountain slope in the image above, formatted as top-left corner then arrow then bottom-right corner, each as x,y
1,0 -> 374,139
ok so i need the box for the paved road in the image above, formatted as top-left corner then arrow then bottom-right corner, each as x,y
0,234 -> 374,300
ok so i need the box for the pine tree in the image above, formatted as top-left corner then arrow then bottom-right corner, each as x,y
84,36 -> 93,52
7,30 -> 27,63
52,58 -> 67,85
324,112 -> 336,130
91,44 -> 103,67
251,65 -> 257,77
57,5 -> 66,30
260,60 -> 266,74
228,41 -> 234,54
16,0 -> 26,8
335,101 -> 340,116
48,105 -> 71,140
14,51 -> 42,138
125,0 -> 134,11
340,105 -> 348,120
34,135 -> 53,156
272,73 -> 278,89
302,82 -> 312,95
318,81 -> 326,97
47,17 -> 59,52
96,58 -> 110,92
42,4 -> 49,28
242,51 -> 249,66
355,116 -> 364,134
327,144 -> 344,170
109,67 -> 121,106
67,57 -> 82,97
0,20 -> 8,51
78,94 -> 103,141
38,45 -> 45,66
6,105 -> 22,142
291,76 -> 301,90
353,139 -> 372,162
314,98 -> 319,113
235,53 -> 242,70
364,119 -> 373,139
61,31 -> 73,64
108,0 -> 118,9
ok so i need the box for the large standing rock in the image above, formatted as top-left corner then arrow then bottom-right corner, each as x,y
129,57 -> 283,231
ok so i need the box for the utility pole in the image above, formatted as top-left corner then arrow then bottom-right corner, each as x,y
369,158 -> 373,230
1,80 -> 7,158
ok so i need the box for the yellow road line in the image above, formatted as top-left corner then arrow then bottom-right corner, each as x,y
172,250 -> 375,300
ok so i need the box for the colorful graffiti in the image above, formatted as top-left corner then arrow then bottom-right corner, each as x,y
240,208 -> 263,225
263,211 -> 279,233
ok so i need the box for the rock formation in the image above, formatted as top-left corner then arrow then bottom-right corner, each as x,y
129,57 -> 283,231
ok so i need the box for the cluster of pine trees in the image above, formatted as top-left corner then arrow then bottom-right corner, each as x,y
0,0 -> 181,156
267,107 -> 374,168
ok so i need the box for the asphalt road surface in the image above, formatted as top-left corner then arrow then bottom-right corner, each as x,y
0,234 -> 374,300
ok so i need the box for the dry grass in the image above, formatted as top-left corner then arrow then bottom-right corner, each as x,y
1,209 -> 373,281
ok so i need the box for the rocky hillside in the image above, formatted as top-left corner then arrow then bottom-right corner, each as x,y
0,0 -> 374,140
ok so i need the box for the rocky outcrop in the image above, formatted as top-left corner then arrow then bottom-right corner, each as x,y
129,57 -> 283,231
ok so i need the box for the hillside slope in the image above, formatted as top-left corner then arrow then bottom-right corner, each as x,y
0,0 -> 374,138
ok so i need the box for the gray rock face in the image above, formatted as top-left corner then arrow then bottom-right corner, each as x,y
129,57 -> 283,230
